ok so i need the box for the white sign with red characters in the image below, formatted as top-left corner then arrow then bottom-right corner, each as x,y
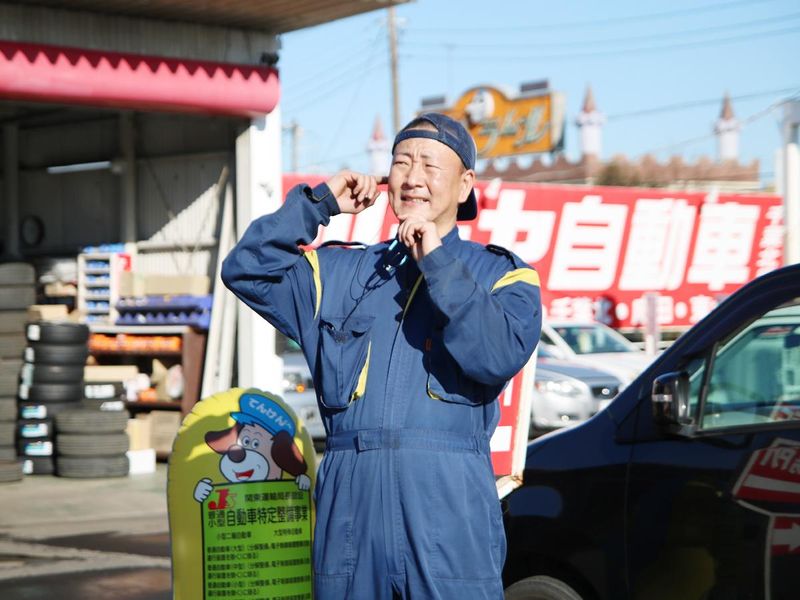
733,439 -> 800,506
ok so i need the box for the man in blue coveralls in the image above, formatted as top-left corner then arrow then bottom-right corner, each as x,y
222,113 -> 541,599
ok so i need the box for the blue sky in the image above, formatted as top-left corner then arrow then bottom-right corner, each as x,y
278,0 -> 798,188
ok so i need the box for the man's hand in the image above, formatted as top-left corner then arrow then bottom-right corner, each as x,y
397,218 -> 442,262
326,170 -> 387,215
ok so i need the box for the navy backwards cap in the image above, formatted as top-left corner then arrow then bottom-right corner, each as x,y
392,112 -> 478,221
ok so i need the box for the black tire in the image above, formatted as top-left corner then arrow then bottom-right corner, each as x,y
17,418 -> 54,440
17,438 -> 53,457
18,401 -> 75,420
18,382 -> 83,403
24,343 -> 89,365
505,576 -> 584,600
0,397 -> 16,421
81,397 -> 127,412
57,432 -> 129,456
21,363 -> 84,384
55,408 -> 129,433
22,456 -> 54,476
0,445 -> 16,460
26,322 -> 89,345
56,455 -> 129,478
84,381 -> 125,400
0,286 -> 35,310
0,421 -> 14,445
0,460 -> 24,483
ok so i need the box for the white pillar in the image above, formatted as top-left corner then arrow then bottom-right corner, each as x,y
714,94 -> 740,162
782,100 -> 800,265
576,86 -> 604,159
235,107 -> 284,394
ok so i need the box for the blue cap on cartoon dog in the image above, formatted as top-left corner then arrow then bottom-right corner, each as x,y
231,392 -> 296,438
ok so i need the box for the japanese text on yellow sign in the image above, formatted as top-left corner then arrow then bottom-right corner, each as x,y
442,86 -> 554,158
202,480 -> 312,600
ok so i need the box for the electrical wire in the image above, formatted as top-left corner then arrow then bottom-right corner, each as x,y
641,91 -> 800,155
408,0 -> 778,33
400,23 -> 800,62
403,11 -> 800,50
320,28 -> 387,161
607,87 -> 800,121
283,59 -> 388,112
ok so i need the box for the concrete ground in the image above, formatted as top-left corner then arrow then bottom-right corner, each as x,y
0,463 -> 172,599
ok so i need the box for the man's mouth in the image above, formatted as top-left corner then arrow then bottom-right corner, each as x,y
401,197 -> 428,205
235,469 -> 254,480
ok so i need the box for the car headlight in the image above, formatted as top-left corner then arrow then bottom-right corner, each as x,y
535,378 -> 589,399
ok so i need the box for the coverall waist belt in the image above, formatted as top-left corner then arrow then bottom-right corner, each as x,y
325,428 -> 489,453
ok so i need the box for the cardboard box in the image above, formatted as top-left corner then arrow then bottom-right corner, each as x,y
84,365 -> 140,382
150,410 -> 183,454
127,448 -> 157,474
127,415 -> 152,451
119,272 -> 210,297
27,305 -> 68,322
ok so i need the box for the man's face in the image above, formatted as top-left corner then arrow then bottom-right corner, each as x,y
388,132 -> 473,233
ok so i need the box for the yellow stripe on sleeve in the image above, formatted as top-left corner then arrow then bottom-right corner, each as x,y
491,268 -> 540,292
303,250 -> 322,318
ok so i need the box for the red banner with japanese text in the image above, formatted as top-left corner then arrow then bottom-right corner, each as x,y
285,175 -> 783,330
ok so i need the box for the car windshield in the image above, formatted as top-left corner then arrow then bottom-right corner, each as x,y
552,324 -> 635,354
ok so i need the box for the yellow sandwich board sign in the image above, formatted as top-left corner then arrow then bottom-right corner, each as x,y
168,387 -> 316,600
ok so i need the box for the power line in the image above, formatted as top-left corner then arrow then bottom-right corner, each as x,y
282,56 -> 387,107
607,87 -> 800,121
283,59 -> 389,114
643,91 -> 800,155
403,11 -> 800,50
407,0 -> 777,33
320,28 -> 386,161
282,36 -> 384,92
400,23 -> 800,62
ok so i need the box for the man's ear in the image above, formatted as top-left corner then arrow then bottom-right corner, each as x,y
459,169 -> 476,204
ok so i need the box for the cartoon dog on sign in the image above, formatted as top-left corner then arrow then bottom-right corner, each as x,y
193,391 -> 311,503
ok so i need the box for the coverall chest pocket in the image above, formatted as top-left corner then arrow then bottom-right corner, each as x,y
317,314 -> 374,410
426,333 -> 499,406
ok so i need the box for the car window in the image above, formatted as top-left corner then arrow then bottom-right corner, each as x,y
540,331 -> 557,346
553,325 -> 634,354
686,299 -> 800,430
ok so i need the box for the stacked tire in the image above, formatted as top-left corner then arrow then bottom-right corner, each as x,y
55,409 -> 130,478
18,322 -> 89,475
0,262 -> 34,484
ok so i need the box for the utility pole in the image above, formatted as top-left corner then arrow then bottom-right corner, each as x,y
781,100 -> 800,264
283,120 -> 302,172
388,6 -> 401,134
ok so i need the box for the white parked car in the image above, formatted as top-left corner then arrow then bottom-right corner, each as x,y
530,345 -> 622,435
280,353 -> 325,448
540,321 -> 653,386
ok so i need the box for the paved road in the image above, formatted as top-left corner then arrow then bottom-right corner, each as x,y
0,464 -> 172,599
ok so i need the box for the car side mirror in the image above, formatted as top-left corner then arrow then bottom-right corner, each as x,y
651,371 -> 692,427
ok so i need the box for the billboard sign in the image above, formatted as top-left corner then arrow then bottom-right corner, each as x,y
438,85 -> 566,157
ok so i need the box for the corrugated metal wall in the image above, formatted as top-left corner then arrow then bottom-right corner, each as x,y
136,151 -> 231,278
0,3 -> 278,65
17,115 -> 120,254
7,110 -> 240,275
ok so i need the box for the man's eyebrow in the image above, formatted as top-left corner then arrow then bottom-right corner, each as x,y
393,150 -> 442,161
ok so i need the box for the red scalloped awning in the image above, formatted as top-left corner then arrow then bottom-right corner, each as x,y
0,40 -> 280,117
